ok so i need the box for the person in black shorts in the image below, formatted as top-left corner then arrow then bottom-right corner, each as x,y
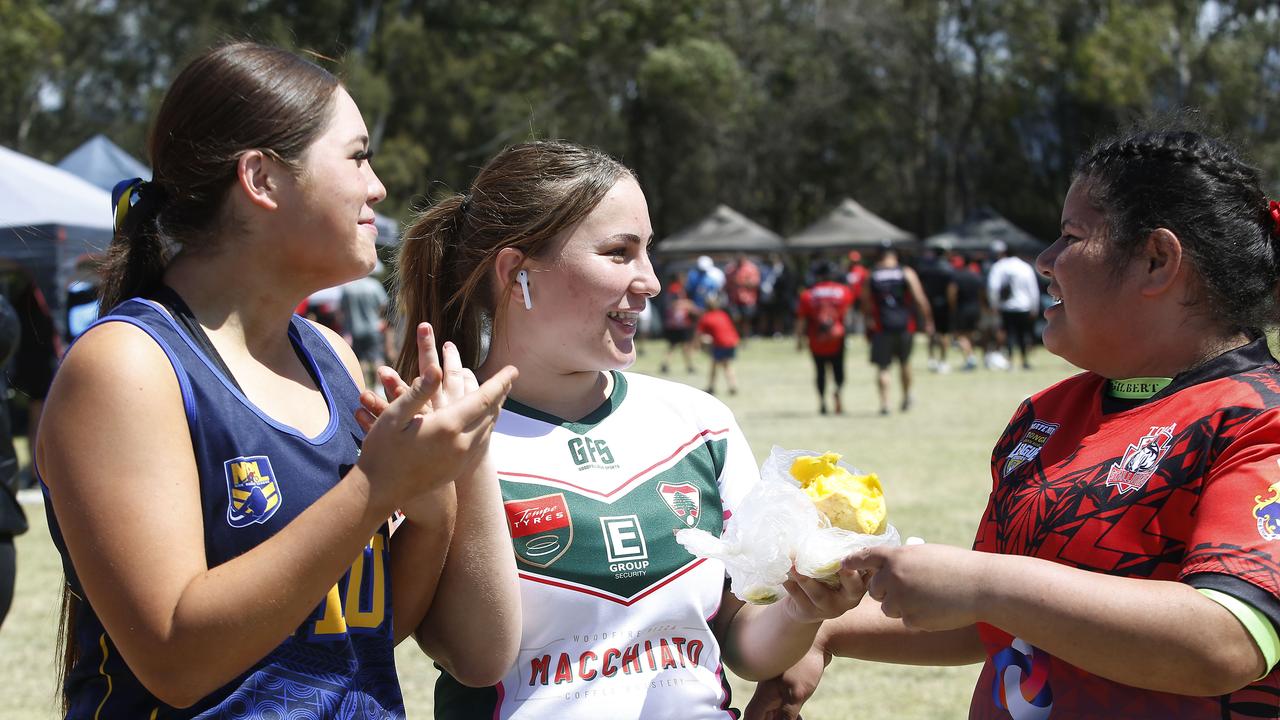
949,252 -> 985,370
916,249 -> 956,372
659,273 -> 697,374
862,246 -> 933,414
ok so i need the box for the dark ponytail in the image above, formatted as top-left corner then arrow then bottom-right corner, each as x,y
95,42 -> 340,312
393,141 -> 634,377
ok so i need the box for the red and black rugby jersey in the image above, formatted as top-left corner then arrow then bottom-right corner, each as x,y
971,338 -> 1280,719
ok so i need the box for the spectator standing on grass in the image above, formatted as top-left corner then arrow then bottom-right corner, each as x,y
757,252 -> 795,337
698,293 -> 740,396
916,248 -> 958,373
796,260 -> 855,415
0,293 -> 26,631
845,251 -> 869,336
340,260 -> 390,388
748,125 -> 1280,720
9,275 -> 61,488
725,252 -> 761,339
949,252 -> 985,371
659,273 -> 698,375
862,246 -> 933,415
987,240 -> 1040,370
686,254 -> 725,310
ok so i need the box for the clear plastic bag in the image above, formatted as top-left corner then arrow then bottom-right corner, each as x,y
676,476 -> 816,603
677,446 -> 900,602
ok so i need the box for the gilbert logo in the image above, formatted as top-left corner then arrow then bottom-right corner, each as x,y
505,493 -> 573,568
568,436 -> 617,470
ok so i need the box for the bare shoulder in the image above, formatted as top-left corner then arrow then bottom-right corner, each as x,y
38,320 -> 189,484
301,318 -> 365,390
50,320 -> 179,399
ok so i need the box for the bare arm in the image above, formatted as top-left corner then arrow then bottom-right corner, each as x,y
412,346 -> 520,686
40,322 -> 510,708
358,346 -> 522,685
849,543 -> 1264,696
742,595 -> 981,720
414,455 -> 521,686
715,568 -> 869,681
903,267 -> 934,333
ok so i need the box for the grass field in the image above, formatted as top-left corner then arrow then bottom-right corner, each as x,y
0,335 -> 1080,719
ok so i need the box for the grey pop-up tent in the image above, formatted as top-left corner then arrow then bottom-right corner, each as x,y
924,209 -> 1046,256
785,198 -> 915,252
655,205 -> 785,256
0,145 -> 113,338
57,134 -> 402,246
57,134 -> 150,192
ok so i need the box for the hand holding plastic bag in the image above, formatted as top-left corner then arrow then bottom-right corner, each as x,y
677,446 -> 901,603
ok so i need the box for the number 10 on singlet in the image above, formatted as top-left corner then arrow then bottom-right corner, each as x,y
306,534 -> 388,637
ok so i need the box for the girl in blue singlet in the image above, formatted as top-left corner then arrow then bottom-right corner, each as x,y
38,42 -> 521,718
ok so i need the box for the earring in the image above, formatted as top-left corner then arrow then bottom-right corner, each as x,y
516,269 -> 532,310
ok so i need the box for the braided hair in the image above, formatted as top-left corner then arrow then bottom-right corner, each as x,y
1075,128 -> 1280,333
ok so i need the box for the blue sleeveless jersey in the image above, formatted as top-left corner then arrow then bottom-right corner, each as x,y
42,298 -> 404,719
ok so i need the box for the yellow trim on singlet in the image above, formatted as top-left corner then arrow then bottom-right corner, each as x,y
1199,588 -> 1280,679
93,634 -> 113,720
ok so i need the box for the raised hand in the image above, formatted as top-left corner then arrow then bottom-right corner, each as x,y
355,323 -> 517,511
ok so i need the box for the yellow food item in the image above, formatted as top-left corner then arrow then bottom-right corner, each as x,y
790,452 -> 887,534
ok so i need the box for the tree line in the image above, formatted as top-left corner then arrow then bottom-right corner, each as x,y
5,0 -> 1279,244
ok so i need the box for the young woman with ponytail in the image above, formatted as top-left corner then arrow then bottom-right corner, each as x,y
38,42 -> 520,718
379,140 -> 868,720
748,126 -> 1280,719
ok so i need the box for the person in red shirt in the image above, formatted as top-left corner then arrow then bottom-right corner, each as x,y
796,261 -> 855,415
845,251 -> 869,336
748,126 -> 1280,720
696,293 -> 739,395
725,253 -> 762,339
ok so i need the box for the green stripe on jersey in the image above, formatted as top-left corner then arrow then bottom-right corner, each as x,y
1198,588 -> 1280,678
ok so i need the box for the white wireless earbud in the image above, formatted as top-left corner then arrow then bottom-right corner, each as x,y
516,269 -> 532,310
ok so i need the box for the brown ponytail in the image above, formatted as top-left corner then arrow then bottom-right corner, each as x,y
393,141 -> 635,378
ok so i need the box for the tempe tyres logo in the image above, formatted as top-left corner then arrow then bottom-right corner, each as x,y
505,493 -> 573,568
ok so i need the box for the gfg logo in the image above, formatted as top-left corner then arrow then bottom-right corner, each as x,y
568,436 -> 616,468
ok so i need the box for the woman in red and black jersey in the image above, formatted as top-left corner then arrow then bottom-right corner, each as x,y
749,126 -> 1280,719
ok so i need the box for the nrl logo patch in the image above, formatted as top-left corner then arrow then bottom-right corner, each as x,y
224,456 -> 282,528
1106,423 -> 1176,495
1002,420 -> 1060,478
657,482 -> 701,527
505,493 -> 573,568
1253,462 -> 1280,541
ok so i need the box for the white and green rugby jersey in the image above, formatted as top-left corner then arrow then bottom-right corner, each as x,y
434,371 -> 758,720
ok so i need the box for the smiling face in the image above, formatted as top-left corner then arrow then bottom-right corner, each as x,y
279,86 -> 387,284
1036,178 -> 1145,372
513,176 -> 660,373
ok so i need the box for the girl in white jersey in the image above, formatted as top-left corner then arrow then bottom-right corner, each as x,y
380,141 -> 869,719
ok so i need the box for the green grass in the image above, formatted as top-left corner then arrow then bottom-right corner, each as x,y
1,336 -> 1079,718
